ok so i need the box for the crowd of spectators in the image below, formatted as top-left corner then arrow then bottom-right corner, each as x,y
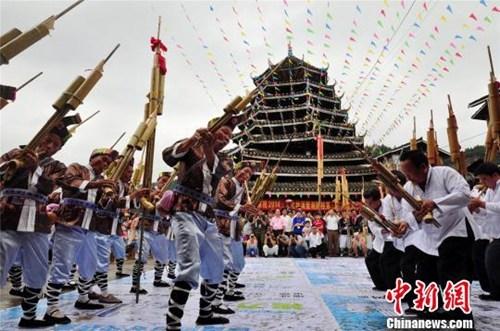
241,207 -> 372,259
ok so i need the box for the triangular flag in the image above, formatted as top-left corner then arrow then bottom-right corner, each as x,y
441,15 -> 447,22
493,6 -> 500,12
480,0 -> 487,7
446,4 -> 453,13
469,13 -> 477,20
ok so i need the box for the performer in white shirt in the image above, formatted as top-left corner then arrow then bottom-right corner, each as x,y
363,187 -> 386,290
468,162 -> 500,301
379,171 -> 406,291
395,150 -> 472,320
307,227 -> 325,258
325,210 -> 340,257
463,173 -> 491,297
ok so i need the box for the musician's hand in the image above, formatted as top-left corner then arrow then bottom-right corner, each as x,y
420,199 -> 437,214
412,209 -> 425,223
468,197 -> 485,213
87,179 -> 116,190
20,150 -> 39,171
391,220 -> 409,237
130,188 -> 151,200
192,128 -> 211,143
48,191 -> 61,203
242,203 -> 260,216
130,215 -> 140,230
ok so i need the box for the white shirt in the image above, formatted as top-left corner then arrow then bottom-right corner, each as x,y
401,166 -> 470,256
368,203 -> 385,253
325,215 -> 340,231
284,215 -> 293,232
463,186 -> 490,241
242,221 -> 253,236
17,166 -> 43,232
475,180 -> 500,239
381,194 -> 405,252
307,232 -> 324,248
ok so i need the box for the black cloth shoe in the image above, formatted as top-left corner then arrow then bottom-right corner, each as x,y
479,294 -> 500,301
9,288 -> 26,298
235,283 -> 245,289
153,280 -> 170,287
88,291 -> 101,301
43,313 -> 71,325
234,290 -> 243,296
129,286 -> 148,294
74,300 -> 105,310
212,304 -> 235,314
195,315 -> 230,325
115,272 -> 130,278
224,293 -> 245,301
18,317 -> 56,328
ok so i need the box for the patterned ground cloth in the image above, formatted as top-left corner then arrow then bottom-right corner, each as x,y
1,257 -> 499,330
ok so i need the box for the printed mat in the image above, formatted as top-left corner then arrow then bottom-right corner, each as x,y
1,257 -> 499,330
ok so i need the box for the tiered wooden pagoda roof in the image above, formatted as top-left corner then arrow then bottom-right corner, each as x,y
230,48 -> 376,201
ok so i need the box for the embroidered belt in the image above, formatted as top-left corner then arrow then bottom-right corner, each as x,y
94,209 -> 118,219
61,198 -> 98,210
213,209 -> 239,221
172,183 -> 215,207
129,208 -> 165,223
61,198 -> 117,219
0,188 -> 48,204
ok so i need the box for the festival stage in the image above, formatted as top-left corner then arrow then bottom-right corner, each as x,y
1,257 -> 499,330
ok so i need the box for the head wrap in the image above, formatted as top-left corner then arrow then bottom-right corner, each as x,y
90,148 -> 118,161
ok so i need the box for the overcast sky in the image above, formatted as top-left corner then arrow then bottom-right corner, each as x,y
1,0 -> 499,178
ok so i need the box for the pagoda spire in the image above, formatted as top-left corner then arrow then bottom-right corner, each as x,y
288,41 -> 293,56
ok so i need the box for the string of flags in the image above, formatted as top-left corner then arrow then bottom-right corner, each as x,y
358,1 -> 496,141
256,0 -> 275,59
320,1 -> 334,67
169,1 -> 495,146
348,0 -> 403,120
358,1 -> 443,133
208,3 -> 249,90
180,3 -> 233,98
230,4 -> 258,76
337,3 -> 364,95
171,37 -> 218,107
303,0 -> 316,58
373,2 -> 497,143
351,0 -> 428,123
283,0 -> 293,41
